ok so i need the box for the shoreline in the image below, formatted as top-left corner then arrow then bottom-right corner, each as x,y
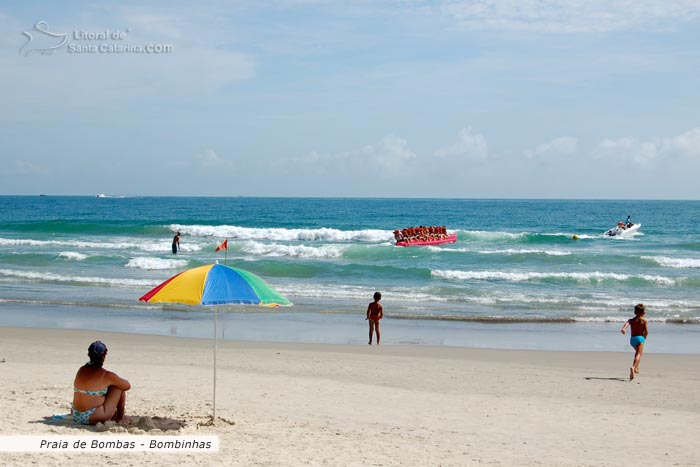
1,326 -> 699,466
2,302 -> 699,354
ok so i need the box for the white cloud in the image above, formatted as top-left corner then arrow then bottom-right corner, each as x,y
121,13 -> 183,39
592,137 -> 659,166
280,149 -> 352,176
0,47 -> 255,122
14,159 -> 49,175
284,135 -> 416,177
0,10 -> 256,122
440,0 -> 700,33
590,127 -> 700,167
525,137 -> 578,159
194,149 -> 234,168
434,127 -> 488,161
662,127 -> 700,157
361,135 -> 416,172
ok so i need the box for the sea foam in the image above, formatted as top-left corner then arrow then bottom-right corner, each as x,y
425,245 -> 572,256
125,257 -> 188,270
458,230 -> 526,241
643,256 -> 700,269
477,248 -> 572,256
240,241 -> 348,258
431,269 -> 678,285
58,251 -> 89,261
0,237 -> 202,253
0,268 -> 157,287
169,225 -> 391,243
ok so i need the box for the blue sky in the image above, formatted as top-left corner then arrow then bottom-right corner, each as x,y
1,1 -> 699,198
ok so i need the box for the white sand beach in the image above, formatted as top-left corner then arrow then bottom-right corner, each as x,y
1,326 -> 699,466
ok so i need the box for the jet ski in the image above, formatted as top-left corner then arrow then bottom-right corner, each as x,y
605,222 -> 641,237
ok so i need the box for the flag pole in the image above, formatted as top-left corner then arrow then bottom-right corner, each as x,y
215,239 -> 228,265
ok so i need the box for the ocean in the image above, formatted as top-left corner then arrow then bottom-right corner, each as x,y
1,196 -> 699,352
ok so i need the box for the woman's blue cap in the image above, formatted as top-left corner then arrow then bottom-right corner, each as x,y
88,340 -> 107,356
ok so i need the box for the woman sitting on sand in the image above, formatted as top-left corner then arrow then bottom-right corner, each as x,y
72,340 -> 131,425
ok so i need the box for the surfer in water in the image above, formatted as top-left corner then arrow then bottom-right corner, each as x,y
620,303 -> 648,380
172,232 -> 181,254
366,292 -> 384,345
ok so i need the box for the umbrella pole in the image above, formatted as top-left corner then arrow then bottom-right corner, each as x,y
213,308 -> 217,422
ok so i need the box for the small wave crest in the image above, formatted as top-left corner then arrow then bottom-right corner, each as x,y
0,298 -> 157,310
458,230 -> 526,242
0,268 -> 158,287
571,316 -> 698,323
0,237 -> 202,253
390,315 -> 695,324
431,269 -> 678,285
477,248 -> 572,256
125,257 -> 188,270
275,283 -> 441,303
58,251 -> 89,261
392,314 -> 576,323
643,256 -> 700,269
425,246 -> 571,256
457,230 -> 589,244
170,225 -> 391,243
240,241 -> 348,259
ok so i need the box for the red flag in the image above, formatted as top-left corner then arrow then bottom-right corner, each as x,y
215,239 -> 228,252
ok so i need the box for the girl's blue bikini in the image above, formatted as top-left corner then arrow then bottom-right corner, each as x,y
72,387 -> 109,424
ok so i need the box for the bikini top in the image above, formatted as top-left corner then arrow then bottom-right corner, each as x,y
74,387 -> 108,396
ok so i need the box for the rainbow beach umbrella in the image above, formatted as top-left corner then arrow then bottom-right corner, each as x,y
139,263 -> 292,423
139,263 -> 292,307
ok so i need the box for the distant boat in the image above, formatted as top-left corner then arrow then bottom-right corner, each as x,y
96,193 -> 107,198
605,223 -> 641,238
39,194 -> 48,197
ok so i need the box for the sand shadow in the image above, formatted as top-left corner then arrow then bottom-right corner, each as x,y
36,414 -> 187,432
584,376 -> 628,382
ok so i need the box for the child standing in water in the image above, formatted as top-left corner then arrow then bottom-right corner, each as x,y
366,292 -> 383,345
620,303 -> 649,380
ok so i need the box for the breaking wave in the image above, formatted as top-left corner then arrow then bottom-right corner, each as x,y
0,268 -> 157,287
642,256 -> 700,269
431,269 -> 679,286
239,241 -> 348,259
125,257 -> 189,270
170,225 -> 391,243
477,248 -> 572,256
58,251 -> 89,261
456,230 -> 597,244
0,237 -> 202,253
